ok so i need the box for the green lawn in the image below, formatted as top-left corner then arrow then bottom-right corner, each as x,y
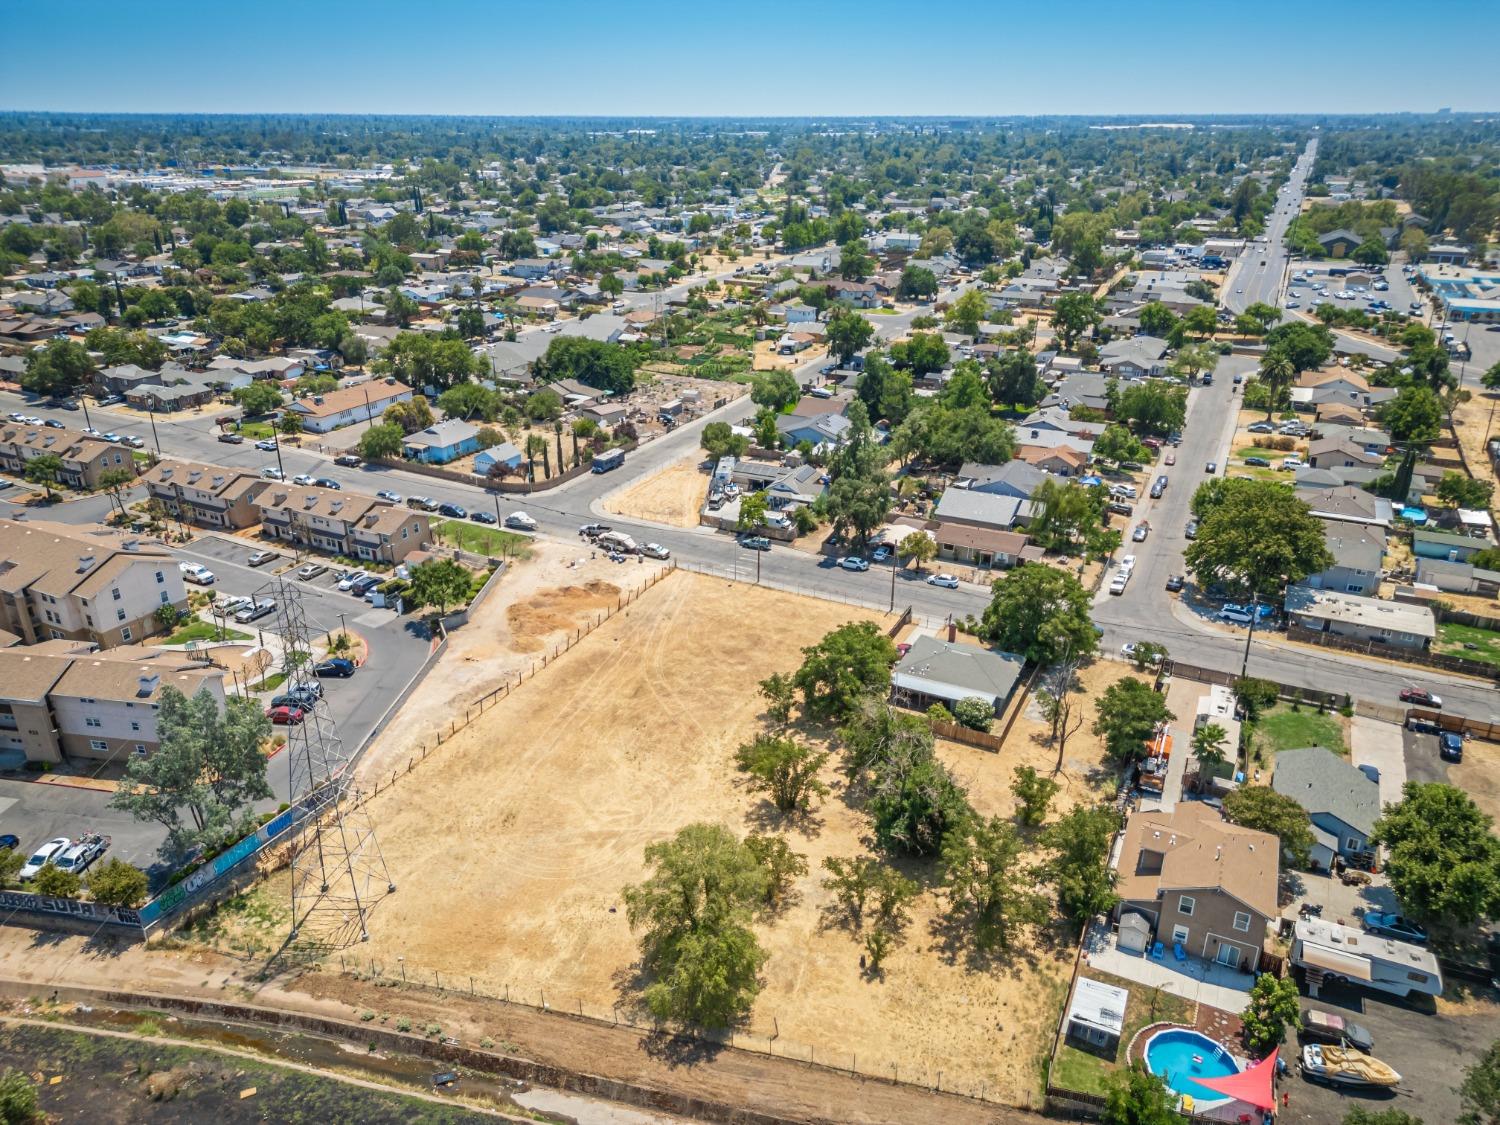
250,672 -> 286,693
1235,445 -> 1285,460
432,519 -> 532,559
237,421 -> 275,440
1049,970 -> 1195,1097
1251,702 -> 1347,764
1435,621 -> 1500,667
164,620 -> 251,645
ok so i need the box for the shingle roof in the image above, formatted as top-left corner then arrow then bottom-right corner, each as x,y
1117,802 -> 1279,918
1272,747 -> 1380,836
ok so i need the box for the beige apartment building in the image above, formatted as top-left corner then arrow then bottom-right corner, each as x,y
255,486 -> 431,564
0,641 -> 224,765
0,519 -> 188,648
142,459 -> 270,530
0,423 -> 137,490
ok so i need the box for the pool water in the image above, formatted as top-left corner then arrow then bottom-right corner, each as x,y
1143,1028 -> 1240,1103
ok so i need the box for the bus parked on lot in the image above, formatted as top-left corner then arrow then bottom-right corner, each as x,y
592,448 -> 625,473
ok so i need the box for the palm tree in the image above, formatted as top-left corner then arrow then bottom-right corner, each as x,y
1191,723 -> 1229,792
1258,352 -> 1295,420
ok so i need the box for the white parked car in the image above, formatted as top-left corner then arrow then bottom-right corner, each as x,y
261,467 -> 283,480
839,556 -> 870,572
926,573 -> 960,589
337,570 -> 368,591
20,837 -> 70,882
292,474 -> 315,486
376,490 -> 402,503
1118,555 -> 1137,572
178,562 -> 215,585
504,511 -> 537,530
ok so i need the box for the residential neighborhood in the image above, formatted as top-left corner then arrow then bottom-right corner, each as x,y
0,27 -> 1496,1124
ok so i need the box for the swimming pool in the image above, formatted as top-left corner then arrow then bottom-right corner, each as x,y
1143,1028 -> 1240,1105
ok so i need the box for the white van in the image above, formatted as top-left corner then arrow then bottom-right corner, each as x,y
1219,606 -> 1253,625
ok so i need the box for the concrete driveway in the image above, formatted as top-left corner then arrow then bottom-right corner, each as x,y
1350,715 -> 1408,808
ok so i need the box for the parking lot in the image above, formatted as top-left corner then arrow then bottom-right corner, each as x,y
1285,980 -> 1497,1125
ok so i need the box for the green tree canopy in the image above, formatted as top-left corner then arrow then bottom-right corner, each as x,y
109,687 -> 273,854
1241,972 -> 1302,1055
21,339 -> 94,398
1043,804 -> 1120,928
1091,678 -> 1173,762
623,823 -> 769,1028
1373,782 -> 1500,926
356,422 -> 405,460
1223,785 -> 1316,868
407,558 -> 474,615
750,368 -> 801,411
793,622 -> 898,722
1183,478 -> 1333,599
979,565 -> 1099,664
826,307 -> 875,365
232,382 -> 284,416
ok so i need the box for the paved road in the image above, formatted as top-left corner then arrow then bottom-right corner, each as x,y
1223,140 -> 1316,316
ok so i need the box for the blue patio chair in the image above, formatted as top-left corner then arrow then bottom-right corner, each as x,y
1149,941 -> 1165,960
1173,942 -> 1188,962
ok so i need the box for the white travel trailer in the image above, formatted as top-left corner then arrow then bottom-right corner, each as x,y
1291,919 -> 1442,999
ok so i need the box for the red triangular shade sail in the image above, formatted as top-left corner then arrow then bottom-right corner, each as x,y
1192,1047 -> 1278,1110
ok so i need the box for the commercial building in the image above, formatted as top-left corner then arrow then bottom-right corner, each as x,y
255,486 -> 431,564
0,641 -> 224,766
0,519 -> 187,648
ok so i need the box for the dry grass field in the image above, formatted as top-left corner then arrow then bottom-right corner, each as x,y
602,454 -> 708,528
349,571 -> 1112,1105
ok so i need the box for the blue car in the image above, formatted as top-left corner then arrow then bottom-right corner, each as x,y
1440,731 -> 1464,761
313,657 -> 356,678
1362,913 -> 1428,944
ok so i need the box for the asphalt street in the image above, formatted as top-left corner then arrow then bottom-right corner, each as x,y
1222,139 -> 1316,317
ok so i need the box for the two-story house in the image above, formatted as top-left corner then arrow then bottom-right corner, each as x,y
0,519 -> 187,648
142,460 -> 270,530
1115,802 -> 1279,971
255,487 -> 431,564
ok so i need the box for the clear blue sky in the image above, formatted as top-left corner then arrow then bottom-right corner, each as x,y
2,0 -> 1491,116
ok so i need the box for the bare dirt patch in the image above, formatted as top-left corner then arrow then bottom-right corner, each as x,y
505,580 -> 620,653
353,540 -> 661,785
1449,737 -> 1500,823
602,455 -> 708,528
352,572 -> 1074,1106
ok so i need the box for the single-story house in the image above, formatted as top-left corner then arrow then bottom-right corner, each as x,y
1414,558 -> 1500,596
1284,586 -> 1435,651
1272,746 -> 1381,870
934,488 -> 1027,532
288,381 -> 414,433
474,441 -> 523,476
888,635 -> 1024,717
402,418 -> 482,465
934,523 -> 1027,570
1098,336 -> 1168,379
954,460 -> 1049,501
1318,230 -> 1363,258
1413,528 -> 1492,563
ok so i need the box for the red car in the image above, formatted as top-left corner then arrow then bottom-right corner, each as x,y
1398,688 -> 1442,709
266,704 -> 307,725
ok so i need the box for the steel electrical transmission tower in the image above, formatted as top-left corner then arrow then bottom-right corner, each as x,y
265,577 -> 394,950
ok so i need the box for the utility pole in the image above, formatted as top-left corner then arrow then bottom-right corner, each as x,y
1240,591 -> 1260,680
147,405 -> 161,454
889,554 -> 897,612
272,425 -> 286,481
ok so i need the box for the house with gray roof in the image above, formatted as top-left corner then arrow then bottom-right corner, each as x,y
1098,335 -> 1168,378
935,488 -> 1029,531
1298,519 -> 1385,597
1301,486 -> 1393,528
1272,746 -> 1381,870
402,418 -> 481,465
889,635 -> 1025,717
955,460 -> 1049,501
1041,373 -> 1112,415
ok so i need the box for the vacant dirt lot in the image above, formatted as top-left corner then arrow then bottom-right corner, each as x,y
603,454 -> 708,528
355,572 -> 1072,1106
1451,737 -> 1500,823
354,540 -> 650,784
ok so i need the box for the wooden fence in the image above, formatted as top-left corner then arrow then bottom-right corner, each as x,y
885,605 -> 913,638
1286,623 -> 1500,683
928,719 -> 1007,753
370,437 -> 640,494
